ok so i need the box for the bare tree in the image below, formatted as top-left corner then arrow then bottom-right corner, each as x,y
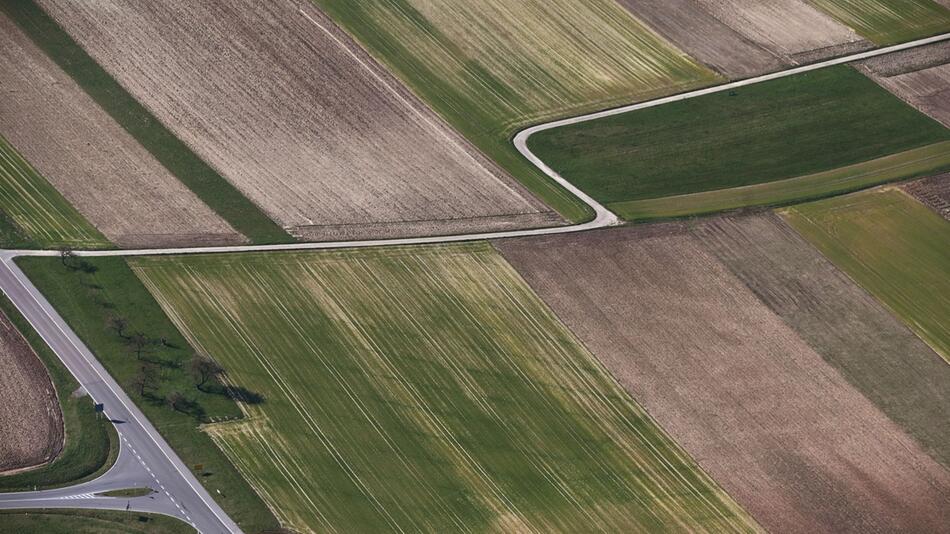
108,315 -> 129,339
165,391 -> 186,413
190,353 -> 224,391
129,331 -> 150,360
131,362 -> 159,397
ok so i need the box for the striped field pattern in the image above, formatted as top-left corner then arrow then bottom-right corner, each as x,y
0,135 -> 107,248
810,0 -> 950,44
130,244 -> 756,533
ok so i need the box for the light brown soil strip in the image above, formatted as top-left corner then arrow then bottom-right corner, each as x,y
697,213 -> 950,467
696,0 -> 870,63
495,223 -> 950,533
902,172 -> 950,220
0,13 -> 245,249
0,310 -> 63,474
36,0 -> 557,240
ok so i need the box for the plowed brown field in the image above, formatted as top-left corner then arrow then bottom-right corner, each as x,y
0,310 -> 62,474
0,14 -> 244,248
495,221 -> 950,533
618,0 -> 781,78
36,0 -> 558,240
903,173 -> 950,220
859,43 -> 950,128
695,0 -> 869,64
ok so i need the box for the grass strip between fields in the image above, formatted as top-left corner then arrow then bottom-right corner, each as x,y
0,135 -> 109,249
0,0 -> 291,245
15,256 -> 279,534
0,292 -> 116,492
782,188 -> 950,362
0,509 -> 195,534
612,141 -> 950,220
810,0 -> 950,45
129,243 -> 756,533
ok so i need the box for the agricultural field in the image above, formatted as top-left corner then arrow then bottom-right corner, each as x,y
0,310 -> 62,474
616,0 -> 782,78
0,13 -> 244,249
782,188 -> 950,362
129,244 -> 755,533
858,42 -> 950,128
810,0 -> 950,44
0,136 -> 107,249
529,66 -> 950,220
696,214 -> 950,467
903,173 -> 950,219
695,0 -> 868,64
35,0 -> 560,240
495,224 -> 950,532
310,0 -> 720,221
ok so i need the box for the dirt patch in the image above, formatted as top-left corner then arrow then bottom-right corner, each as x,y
617,0 -> 782,78
902,173 -> 950,220
0,310 -> 63,474
696,0 -> 869,63
858,43 -> 950,128
37,0 -> 559,240
495,222 -> 950,533
0,14 -> 245,248
697,213 -> 950,467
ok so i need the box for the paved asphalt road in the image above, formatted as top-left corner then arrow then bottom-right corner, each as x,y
0,30 -> 946,534
0,257 -> 239,533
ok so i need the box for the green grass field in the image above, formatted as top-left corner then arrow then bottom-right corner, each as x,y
314,0 -> 720,222
782,188 -> 950,362
0,136 -> 108,249
528,66 -> 950,218
129,243 -> 755,533
0,0 -> 290,245
612,141 -> 950,221
16,257 -> 279,533
0,510 -> 194,534
0,292 -> 116,492
811,0 -> 950,44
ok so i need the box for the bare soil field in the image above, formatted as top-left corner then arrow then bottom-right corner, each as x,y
903,173 -> 950,220
0,310 -> 62,474
496,223 -> 950,533
36,0 -> 559,240
0,14 -> 243,248
617,0 -> 782,78
858,43 -> 950,128
697,214 -> 950,467
694,0 -> 870,64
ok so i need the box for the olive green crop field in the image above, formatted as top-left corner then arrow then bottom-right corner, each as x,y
810,0 -> 950,45
0,509 -> 194,534
314,0 -> 720,221
782,188 -> 950,362
0,136 -> 107,249
129,244 -> 756,533
529,66 -> 950,220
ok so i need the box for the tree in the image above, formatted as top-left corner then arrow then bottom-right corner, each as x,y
108,315 -> 129,339
131,362 -> 159,397
165,391 -> 186,413
129,331 -> 150,360
190,353 -> 224,391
